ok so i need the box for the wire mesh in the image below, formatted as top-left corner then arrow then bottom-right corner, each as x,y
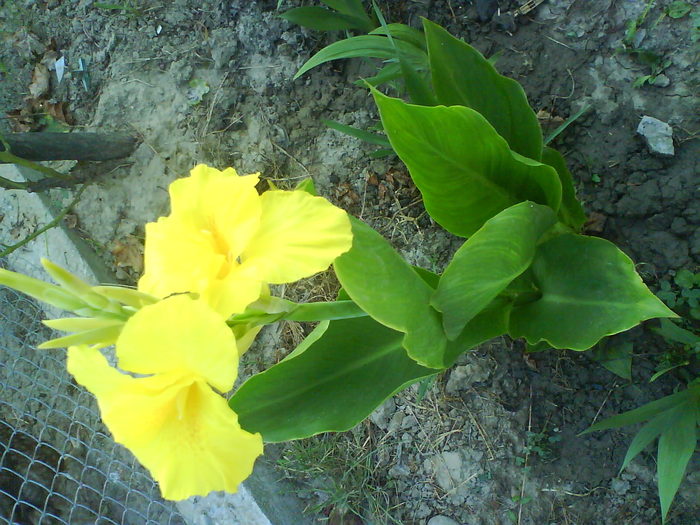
0,259 -> 186,525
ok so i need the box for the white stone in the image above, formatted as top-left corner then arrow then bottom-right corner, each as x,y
637,116 -> 674,156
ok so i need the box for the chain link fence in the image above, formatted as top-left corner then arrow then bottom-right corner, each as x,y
0,258 -> 186,525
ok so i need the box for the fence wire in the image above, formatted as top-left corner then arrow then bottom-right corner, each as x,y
0,259 -> 185,525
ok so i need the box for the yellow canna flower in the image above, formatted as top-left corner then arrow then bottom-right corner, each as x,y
138,164 -> 353,318
66,295 -> 263,500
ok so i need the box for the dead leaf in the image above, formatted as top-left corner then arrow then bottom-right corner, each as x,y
6,108 -> 33,132
536,108 -> 565,129
28,63 -> 50,98
585,211 -> 607,233
110,235 -> 144,274
63,214 -> 78,229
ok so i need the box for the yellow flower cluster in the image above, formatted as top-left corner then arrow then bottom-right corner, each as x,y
67,164 -> 353,500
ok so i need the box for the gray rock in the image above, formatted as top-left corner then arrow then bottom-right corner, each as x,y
637,116 -> 674,156
446,363 -> 491,394
370,398 -> 396,430
611,477 -> 630,495
428,516 -> 460,525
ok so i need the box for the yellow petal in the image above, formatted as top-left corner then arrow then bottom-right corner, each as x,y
201,274 -> 263,319
169,164 -> 262,260
67,347 -> 263,501
139,216 -> 224,299
241,191 -> 353,284
116,295 -> 238,392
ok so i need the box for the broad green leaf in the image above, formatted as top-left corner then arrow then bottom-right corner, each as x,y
322,118 -> 391,147
443,297 -> 512,365
334,217 -> 449,368
510,234 -> 678,350
280,7 -> 370,32
433,202 -> 556,339
620,409 -> 677,472
582,386 -> 696,434
230,316 -> 433,442
423,19 -> 542,160
541,147 -> 586,231
370,23 -> 426,50
294,35 -> 426,79
398,53 -> 436,106
591,341 -> 633,380
657,402 -> 697,522
373,91 -> 562,237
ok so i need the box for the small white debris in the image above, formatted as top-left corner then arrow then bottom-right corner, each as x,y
55,56 -> 65,83
637,116 -> 674,157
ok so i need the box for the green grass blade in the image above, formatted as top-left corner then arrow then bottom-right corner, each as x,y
620,409 -> 677,472
652,318 -> 700,345
544,105 -> 590,145
294,35 -> 424,79
582,388 -> 694,434
657,403 -> 697,522
322,118 -> 390,147
280,7 -> 369,32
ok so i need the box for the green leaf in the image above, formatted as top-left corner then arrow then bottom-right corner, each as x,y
591,341 -> 633,380
423,18 -> 542,161
433,202 -> 556,339
334,217 -> 449,368
398,53 -> 436,106
294,177 -> 317,195
667,1 -> 692,18
544,105 -> 589,145
373,91 -> 562,237
37,324 -> 123,349
582,386 -> 697,434
230,316 -> 433,442
369,23 -> 426,51
509,234 -> 678,350
0,267 -> 86,312
620,409 -> 677,472
540,147 -> 586,231
322,0 -> 373,27
443,297 -> 512,365
355,62 -> 402,87
674,269 -> 696,289
280,7 -> 370,32
657,402 -> 697,522
649,362 -> 689,383
322,118 -> 391,147
294,35 -> 425,80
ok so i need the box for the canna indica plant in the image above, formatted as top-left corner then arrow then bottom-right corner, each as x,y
0,17 -> 680,508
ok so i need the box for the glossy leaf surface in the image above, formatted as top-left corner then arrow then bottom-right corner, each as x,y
433,202 -> 556,339
374,91 -> 561,237
334,217 -> 448,368
423,18 -> 542,160
509,234 -> 678,350
230,316 -> 433,442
